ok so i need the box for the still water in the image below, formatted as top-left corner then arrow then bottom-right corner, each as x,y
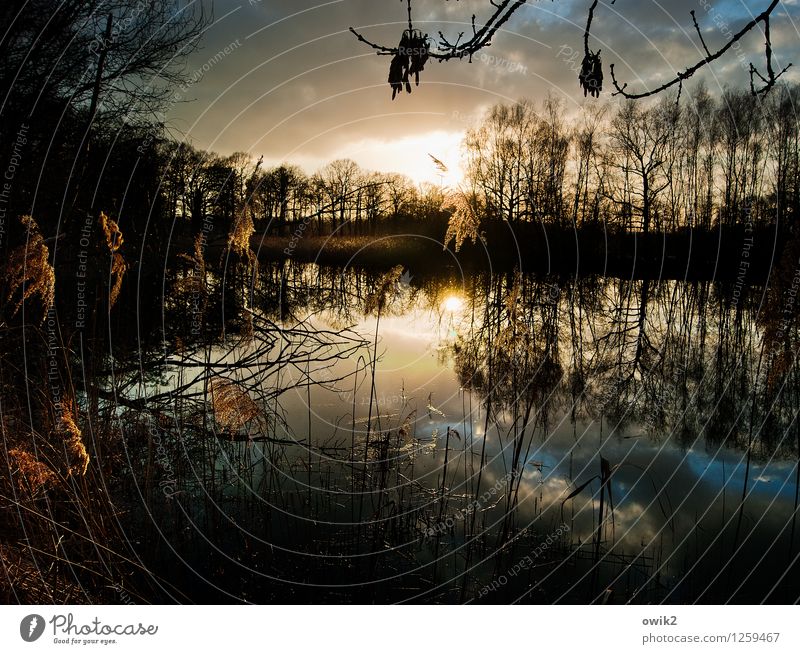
128,262 -> 800,603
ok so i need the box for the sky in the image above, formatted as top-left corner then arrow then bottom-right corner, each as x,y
169,0 -> 800,185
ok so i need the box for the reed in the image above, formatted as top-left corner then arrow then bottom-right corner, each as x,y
99,211 -> 128,308
4,215 -> 55,319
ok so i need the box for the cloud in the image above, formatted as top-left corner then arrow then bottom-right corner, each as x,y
171,0 -> 800,177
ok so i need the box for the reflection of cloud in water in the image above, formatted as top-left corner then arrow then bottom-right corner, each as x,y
241,265 -> 800,600
686,451 -> 798,501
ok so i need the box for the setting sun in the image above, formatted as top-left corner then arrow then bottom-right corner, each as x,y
442,294 -> 465,313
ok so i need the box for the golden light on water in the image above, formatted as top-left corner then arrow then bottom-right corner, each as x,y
442,294 -> 465,314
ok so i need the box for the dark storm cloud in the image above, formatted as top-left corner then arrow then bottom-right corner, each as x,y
170,0 -> 800,174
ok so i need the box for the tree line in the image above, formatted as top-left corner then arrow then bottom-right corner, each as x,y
448,86 -> 800,249
156,145 -> 448,241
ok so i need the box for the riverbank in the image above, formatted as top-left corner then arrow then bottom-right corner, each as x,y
251,223 -> 780,282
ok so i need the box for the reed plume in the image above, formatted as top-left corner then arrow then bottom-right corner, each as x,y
443,190 -> 483,252
227,210 -> 255,262
99,211 -> 128,308
177,233 -> 208,294
6,448 -> 57,495
58,404 -> 90,477
210,376 -> 261,432
4,215 -> 55,319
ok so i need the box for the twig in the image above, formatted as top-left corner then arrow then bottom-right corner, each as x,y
611,0 -> 786,99
350,0 -> 526,63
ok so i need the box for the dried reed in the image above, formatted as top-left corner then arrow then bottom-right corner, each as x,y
210,376 -> 261,432
99,211 -> 128,307
4,215 -> 55,318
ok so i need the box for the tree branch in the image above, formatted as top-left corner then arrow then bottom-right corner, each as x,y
352,0 -> 789,100
350,0 -> 527,62
610,0 -> 787,99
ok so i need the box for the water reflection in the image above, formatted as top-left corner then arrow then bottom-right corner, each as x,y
105,261 -> 800,602
441,293 -> 466,315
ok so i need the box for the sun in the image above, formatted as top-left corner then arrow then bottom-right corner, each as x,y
442,294 -> 464,313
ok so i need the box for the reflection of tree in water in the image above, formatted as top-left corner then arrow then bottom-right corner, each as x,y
438,269 -> 800,601
446,272 -> 799,455
252,262 -> 800,568
120,248 -> 800,605
5,231 -> 800,601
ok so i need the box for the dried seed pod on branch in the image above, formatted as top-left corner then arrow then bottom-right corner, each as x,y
353,0 -> 788,100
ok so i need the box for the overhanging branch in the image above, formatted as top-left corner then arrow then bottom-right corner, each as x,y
609,0 -> 787,99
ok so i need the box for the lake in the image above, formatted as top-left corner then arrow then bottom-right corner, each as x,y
110,260 -> 800,603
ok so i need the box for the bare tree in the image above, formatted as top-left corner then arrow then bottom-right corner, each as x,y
765,85 -> 800,227
465,101 -> 537,224
464,98 -> 570,225
608,100 -> 672,233
571,104 -> 608,226
384,173 -> 415,219
256,165 -> 308,233
362,172 -> 388,232
682,84 -> 718,229
716,90 -> 766,227
321,159 -> 362,232
0,0 -> 209,122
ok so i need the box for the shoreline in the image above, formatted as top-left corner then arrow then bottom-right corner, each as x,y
247,224 -> 780,282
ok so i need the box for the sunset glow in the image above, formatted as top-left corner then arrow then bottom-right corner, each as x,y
442,294 -> 465,314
